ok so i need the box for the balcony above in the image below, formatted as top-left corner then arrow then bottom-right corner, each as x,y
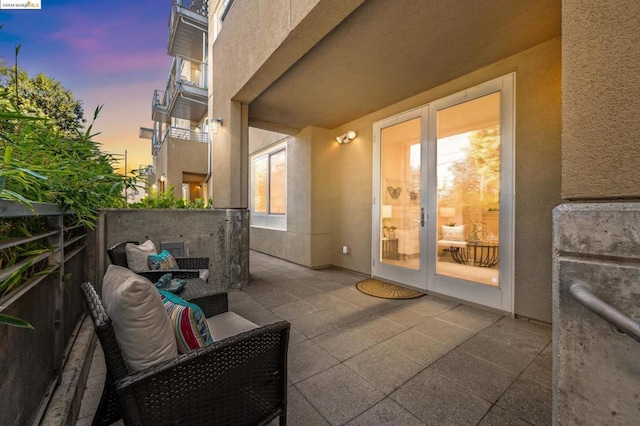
168,81 -> 208,122
152,90 -> 169,123
168,0 -> 208,63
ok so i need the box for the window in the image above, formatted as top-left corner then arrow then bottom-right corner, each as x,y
251,144 -> 286,229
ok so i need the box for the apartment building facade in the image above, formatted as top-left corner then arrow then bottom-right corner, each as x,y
141,0 -> 211,201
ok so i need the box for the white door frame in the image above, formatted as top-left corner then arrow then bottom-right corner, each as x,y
372,74 -> 515,313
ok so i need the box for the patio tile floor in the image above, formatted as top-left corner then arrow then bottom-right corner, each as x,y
77,250 -> 552,426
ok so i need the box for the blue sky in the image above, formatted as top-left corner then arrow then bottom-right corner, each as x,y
1,0 -> 173,171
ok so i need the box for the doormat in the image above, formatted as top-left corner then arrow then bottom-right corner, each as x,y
356,278 -> 424,299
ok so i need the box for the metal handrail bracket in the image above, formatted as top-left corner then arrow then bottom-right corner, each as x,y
570,281 -> 640,343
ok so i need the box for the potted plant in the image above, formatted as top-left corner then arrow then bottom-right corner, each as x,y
383,225 -> 397,239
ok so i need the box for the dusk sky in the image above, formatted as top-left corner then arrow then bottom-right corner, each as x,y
0,0 -> 174,173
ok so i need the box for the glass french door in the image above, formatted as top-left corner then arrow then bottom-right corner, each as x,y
373,74 -> 514,312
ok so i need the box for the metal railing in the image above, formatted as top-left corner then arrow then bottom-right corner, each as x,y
0,201 -> 90,426
570,281 -> 640,343
163,126 -> 209,144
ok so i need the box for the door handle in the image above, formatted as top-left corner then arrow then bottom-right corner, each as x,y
420,208 -> 425,227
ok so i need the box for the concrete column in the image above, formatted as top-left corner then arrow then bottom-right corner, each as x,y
555,0 -> 640,423
553,204 -> 640,424
211,100 -> 247,208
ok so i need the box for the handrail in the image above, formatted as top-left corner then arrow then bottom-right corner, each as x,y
570,282 -> 640,343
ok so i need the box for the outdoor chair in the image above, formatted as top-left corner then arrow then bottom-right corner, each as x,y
107,240 -> 209,282
81,281 -> 290,426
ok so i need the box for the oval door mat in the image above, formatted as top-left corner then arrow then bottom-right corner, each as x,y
356,278 -> 424,299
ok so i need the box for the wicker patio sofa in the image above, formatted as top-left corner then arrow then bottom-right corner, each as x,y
81,281 -> 290,425
107,240 -> 209,282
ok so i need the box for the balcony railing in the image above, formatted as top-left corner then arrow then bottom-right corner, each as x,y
152,126 -> 209,156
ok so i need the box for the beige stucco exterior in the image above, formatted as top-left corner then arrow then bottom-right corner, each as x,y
213,0 -> 562,322
562,0 -> 640,199
154,137 -> 208,200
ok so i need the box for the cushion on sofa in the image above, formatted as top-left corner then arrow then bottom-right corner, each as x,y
207,311 -> 259,341
101,265 -> 178,372
441,225 -> 465,242
125,240 -> 157,272
148,250 -> 179,271
159,290 -> 213,353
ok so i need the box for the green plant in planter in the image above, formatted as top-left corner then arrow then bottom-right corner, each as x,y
129,185 -> 213,209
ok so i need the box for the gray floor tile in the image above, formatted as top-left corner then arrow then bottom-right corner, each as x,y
297,364 -> 385,425
429,349 -> 517,402
346,398 -> 426,425
521,343 -> 552,388
312,325 -> 377,361
345,343 -> 424,395
323,301 -> 371,325
436,304 -> 502,332
458,333 -> 538,374
379,329 -> 451,367
412,317 -> 476,345
330,287 -> 399,313
247,287 -> 299,308
497,377 -> 552,426
391,368 -> 492,426
349,314 -> 407,343
288,339 -> 340,384
302,293 -> 348,311
272,299 -> 321,320
404,295 -> 460,316
379,304 -> 433,327
229,297 -> 266,316
288,309 -> 344,338
239,307 -> 282,326
288,327 -> 308,345
478,405 -> 530,426
479,317 -> 551,353
285,284 -> 328,299
276,386 -> 329,426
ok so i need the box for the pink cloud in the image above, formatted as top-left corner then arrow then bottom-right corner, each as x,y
46,9 -> 169,74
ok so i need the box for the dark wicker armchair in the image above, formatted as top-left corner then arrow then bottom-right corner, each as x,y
107,241 -> 209,282
81,282 -> 290,426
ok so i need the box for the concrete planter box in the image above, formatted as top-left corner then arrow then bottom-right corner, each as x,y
97,208 -> 249,291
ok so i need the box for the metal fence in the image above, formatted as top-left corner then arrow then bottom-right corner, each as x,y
0,201 -> 90,426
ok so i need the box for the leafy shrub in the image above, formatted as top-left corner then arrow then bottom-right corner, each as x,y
129,185 -> 213,209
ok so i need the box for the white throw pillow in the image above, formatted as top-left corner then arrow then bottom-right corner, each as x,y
101,265 -> 178,372
125,240 -> 157,272
441,225 -> 465,241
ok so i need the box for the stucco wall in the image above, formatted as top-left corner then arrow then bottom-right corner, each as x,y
248,127 -> 333,268
156,137 -> 208,199
210,0 -> 364,206
562,0 -> 640,199
327,38 -> 561,322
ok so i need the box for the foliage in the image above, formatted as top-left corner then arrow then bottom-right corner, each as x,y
0,58 -> 86,137
129,185 -> 213,209
0,45 -> 132,228
438,126 -> 500,212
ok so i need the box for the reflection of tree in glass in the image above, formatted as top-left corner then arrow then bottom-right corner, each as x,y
440,126 -> 500,211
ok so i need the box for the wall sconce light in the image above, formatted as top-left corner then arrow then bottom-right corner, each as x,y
211,117 -> 223,134
336,130 -> 356,144
160,173 -> 166,182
